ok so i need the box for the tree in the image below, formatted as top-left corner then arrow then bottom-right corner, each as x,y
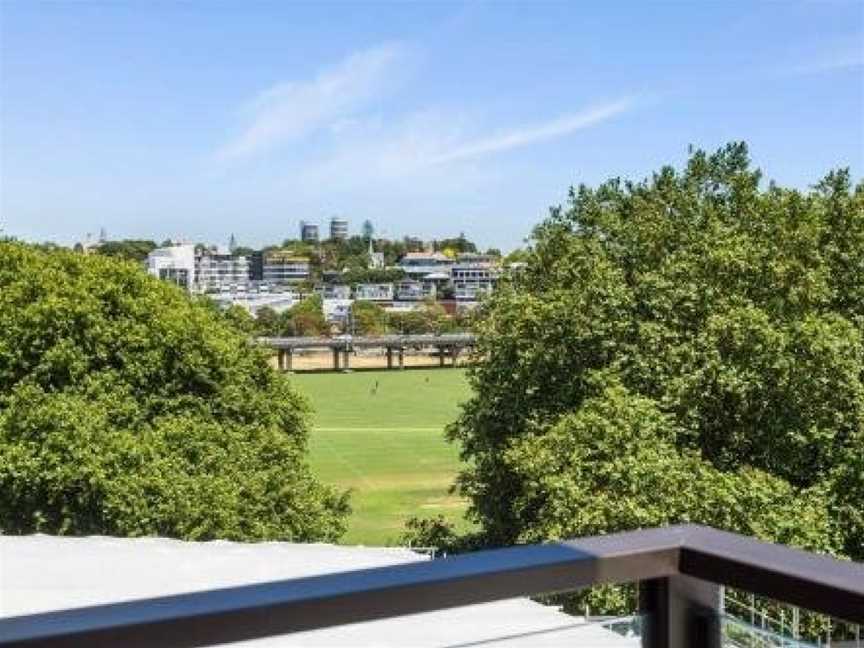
352,301 -> 388,335
286,294 -> 327,336
222,304 -> 256,335
0,242 -> 348,541
433,234 -> 477,254
232,246 -> 256,258
254,306 -> 283,336
444,144 -> 864,566
341,267 -> 406,285
96,239 -> 157,263
503,248 -> 530,265
387,300 -> 449,334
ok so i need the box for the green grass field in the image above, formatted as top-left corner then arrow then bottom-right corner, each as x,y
290,369 -> 472,545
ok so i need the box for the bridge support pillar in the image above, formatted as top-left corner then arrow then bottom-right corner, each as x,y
451,347 -> 459,366
284,349 -> 293,372
342,348 -> 351,372
438,346 -> 445,367
386,347 -> 394,370
398,346 -> 405,370
276,350 -> 285,371
332,348 -> 341,371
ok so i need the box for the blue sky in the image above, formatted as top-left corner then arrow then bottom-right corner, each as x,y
1,1 -> 862,251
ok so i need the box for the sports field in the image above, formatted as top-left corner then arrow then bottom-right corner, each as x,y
290,369 -> 472,545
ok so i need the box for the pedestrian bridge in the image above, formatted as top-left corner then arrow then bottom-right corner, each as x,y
258,334 -> 477,371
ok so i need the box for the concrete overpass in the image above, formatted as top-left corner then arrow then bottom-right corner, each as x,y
258,334 -> 477,371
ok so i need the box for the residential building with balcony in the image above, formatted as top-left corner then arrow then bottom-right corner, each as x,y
451,256 -> 501,301
320,284 -> 352,300
395,279 -> 436,301
210,284 -> 299,314
354,282 -> 394,301
398,252 -> 453,280
323,298 -> 352,324
195,251 -> 250,293
260,251 -> 311,284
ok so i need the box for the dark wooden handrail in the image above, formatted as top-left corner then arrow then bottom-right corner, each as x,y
1,525 -> 861,647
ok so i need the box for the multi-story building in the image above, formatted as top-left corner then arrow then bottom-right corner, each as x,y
395,279 -> 436,301
300,222 -> 319,243
320,284 -> 352,300
195,251 -> 250,292
354,283 -> 394,301
261,250 -> 311,284
398,252 -> 452,280
451,255 -> 501,301
249,251 -> 264,281
146,244 -> 196,291
210,284 -> 300,315
323,299 -> 352,325
329,217 -> 349,241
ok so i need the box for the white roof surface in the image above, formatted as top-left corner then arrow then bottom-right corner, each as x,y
0,535 -> 638,648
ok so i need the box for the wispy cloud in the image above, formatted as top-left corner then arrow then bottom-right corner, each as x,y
786,54 -> 863,76
779,39 -> 864,78
216,43 -> 406,159
285,99 -> 634,196
428,100 -> 633,164
214,41 -> 636,203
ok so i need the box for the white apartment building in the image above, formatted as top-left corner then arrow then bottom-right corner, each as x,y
195,251 -> 250,292
146,244 -> 196,291
323,299 -> 352,324
398,252 -> 453,280
451,255 -> 501,301
320,284 -> 352,300
209,284 -> 300,315
354,283 -> 394,301
395,279 -> 436,301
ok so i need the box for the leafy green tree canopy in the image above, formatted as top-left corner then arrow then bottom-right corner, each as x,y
352,301 -> 388,335
96,239 -> 157,263
448,143 -> 864,561
288,294 -> 327,336
0,243 -> 348,540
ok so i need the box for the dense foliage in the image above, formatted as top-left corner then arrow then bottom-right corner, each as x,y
446,144 -> 864,564
95,239 -> 158,262
352,301 -> 389,335
339,267 -> 406,285
249,298 -> 471,337
252,296 -> 329,337
0,243 -> 348,540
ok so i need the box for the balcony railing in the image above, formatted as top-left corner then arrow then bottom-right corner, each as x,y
1,524 -> 861,648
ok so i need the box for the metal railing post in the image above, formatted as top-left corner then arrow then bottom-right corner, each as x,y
640,575 -> 721,648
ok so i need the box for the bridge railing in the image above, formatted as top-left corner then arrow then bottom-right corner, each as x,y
258,334 -> 478,370
258,333 -> 477,350
2,524 -> 861,647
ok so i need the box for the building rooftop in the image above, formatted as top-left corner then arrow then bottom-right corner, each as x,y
401,252 -> 450,262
